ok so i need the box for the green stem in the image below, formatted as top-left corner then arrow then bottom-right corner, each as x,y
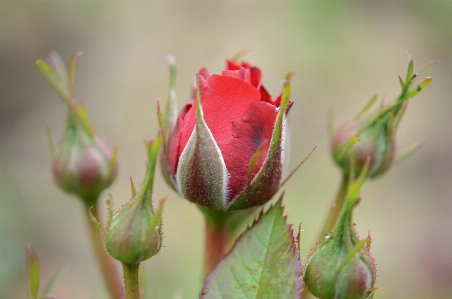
200,208 -> 232,278
301,174 -> 349,299
122,263 -> 141,299
321,174 -> 349,238
84,201 -> 124,299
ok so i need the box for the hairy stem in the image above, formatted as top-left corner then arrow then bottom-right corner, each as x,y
122,263 -> 141,299
203,212 -> 230,278
199,207 -> 234,278
321,174 -> 349,237
84,201 -> 124,299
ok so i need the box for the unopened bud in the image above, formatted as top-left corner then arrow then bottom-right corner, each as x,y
105,134 -> 164,264
37,51 -> 118,205
52,118 -> 118,204
331,55 -> 433,179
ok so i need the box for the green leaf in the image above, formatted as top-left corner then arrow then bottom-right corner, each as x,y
26,246 -> 39,299
200,195 -> 303,299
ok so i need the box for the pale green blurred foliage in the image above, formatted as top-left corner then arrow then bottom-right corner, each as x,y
1,1 -> 452,299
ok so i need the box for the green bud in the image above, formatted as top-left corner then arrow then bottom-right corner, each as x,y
105,134 -> 164,264
304,172 -> 377,299
331,55 -> 433,179
331,117 -> 395,179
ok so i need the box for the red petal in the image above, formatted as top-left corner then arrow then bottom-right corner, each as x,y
249,66 -> 262,89
198,67 -> 210,80
178,75 -> 261,166
221,101 -> 278,200
226,59 -> 240,70
221,68 -> 251,84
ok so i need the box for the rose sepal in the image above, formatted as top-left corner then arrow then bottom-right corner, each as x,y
175,76 -> 230,210
227,74 -> 293,210
159,55 -> 179,192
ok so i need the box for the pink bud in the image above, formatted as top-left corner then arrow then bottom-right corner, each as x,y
52,122 -> 118,203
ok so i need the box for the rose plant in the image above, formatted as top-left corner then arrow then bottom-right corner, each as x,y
28,51 -> 433,299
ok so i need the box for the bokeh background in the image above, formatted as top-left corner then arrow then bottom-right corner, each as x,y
1,1 -> 452,299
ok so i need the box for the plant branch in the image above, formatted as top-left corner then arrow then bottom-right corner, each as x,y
201,208 -> 231,278
84,201 -> 124,299
122,263 -> 141,299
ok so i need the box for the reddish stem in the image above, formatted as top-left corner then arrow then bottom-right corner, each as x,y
85,202 -> 125,299
203,216 -> 229,278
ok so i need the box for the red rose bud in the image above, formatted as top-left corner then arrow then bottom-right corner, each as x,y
37,51 -> 118,204
105,135 -> 164,264
331,55 -> 433,179
304,166 -> 377,299
159,57 -> 293,211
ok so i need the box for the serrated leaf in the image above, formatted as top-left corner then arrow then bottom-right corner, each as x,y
200,195 -> 302,299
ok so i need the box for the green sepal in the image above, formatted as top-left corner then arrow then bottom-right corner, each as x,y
26,246 -> 63,299
227,74 -> 292,210
176,76 -> 229,210
88,206 -> 105,235
164,55 -> 178,129
158,102 -> 178,193
26,246 -> 39,299
356,94 -> 378,120
41,263 -> 64,297
200,195 -> 302,299
394,138 -> 425,164
158,56 -> 179,193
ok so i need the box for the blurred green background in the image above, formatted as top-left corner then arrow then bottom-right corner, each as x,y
1,1 -> 452,299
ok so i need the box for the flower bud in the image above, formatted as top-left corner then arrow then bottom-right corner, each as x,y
331,56 -> 433,179
304,170 -> 376,299
52,116 -> 118,203
105,135 -> 164,264
331,117 -> 395,179
37,51 -> 118,204
159,57 -> 293,211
